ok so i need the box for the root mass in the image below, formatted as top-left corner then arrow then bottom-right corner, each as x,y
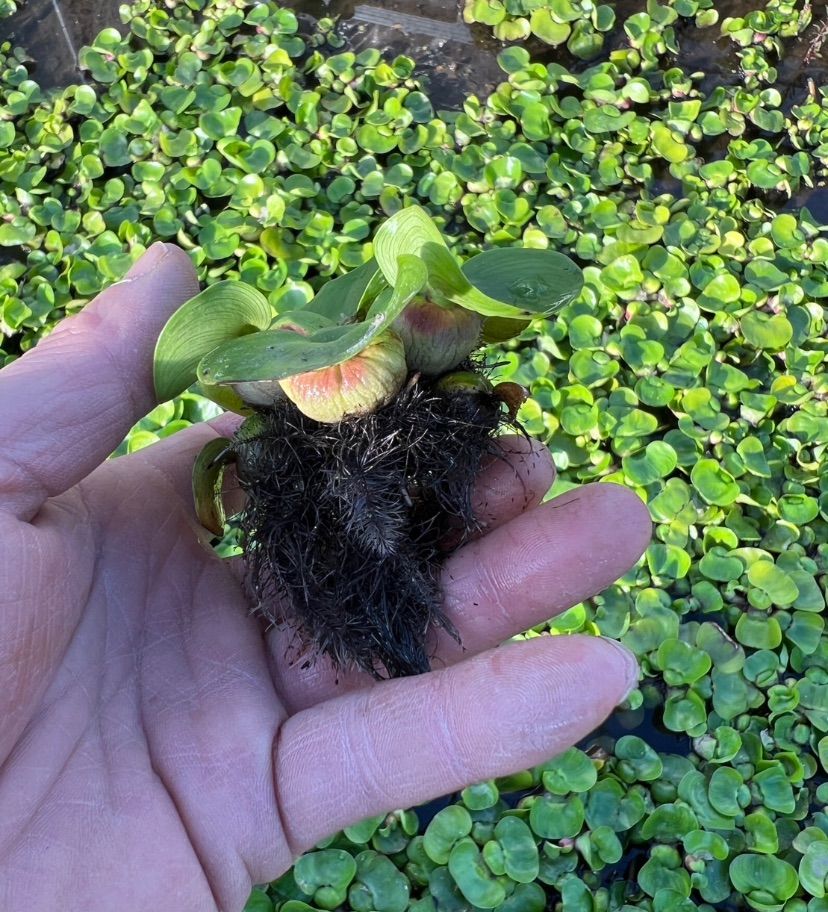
234,371 -> 509,678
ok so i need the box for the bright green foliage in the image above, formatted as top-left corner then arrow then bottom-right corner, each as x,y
463,0 -> 620,59
4,0 -> 828,908
153,206 -> 580,425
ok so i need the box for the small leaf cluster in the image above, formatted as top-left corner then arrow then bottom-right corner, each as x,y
462,0 -> 619,59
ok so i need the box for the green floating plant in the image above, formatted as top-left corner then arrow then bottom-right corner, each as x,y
154,204 -> 581,677
155,205 -> 581,418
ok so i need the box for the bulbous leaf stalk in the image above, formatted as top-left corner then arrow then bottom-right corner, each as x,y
280,330 -> 408,423
393,295 -> 483,376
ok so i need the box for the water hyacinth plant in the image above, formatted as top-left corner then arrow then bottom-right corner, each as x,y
154,205 -> 583,677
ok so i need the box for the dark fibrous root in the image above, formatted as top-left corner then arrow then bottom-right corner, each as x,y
233,367 -> 513,679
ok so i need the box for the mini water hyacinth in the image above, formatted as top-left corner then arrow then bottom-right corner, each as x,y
154,206 -> 582,677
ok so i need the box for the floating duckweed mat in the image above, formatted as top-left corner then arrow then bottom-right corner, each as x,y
4,0 -> 828,908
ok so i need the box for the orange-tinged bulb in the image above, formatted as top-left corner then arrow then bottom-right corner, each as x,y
280,331 -> 407,423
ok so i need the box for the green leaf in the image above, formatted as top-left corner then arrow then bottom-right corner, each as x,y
423,806 -> 472,865
741,311 -> 793,350
529,795 -> 585,839
800,842 -> 828,898
655,639 -> 711,686
153,281 -> 273,402
462,248 -> 584,319
348,851 -> 410,912
728,854 -> 798,905
540,748 -> 598,795
753,765 -> 796,814
448,838 -> 506,909
647,543 -> 691,580
640,804 -> 699,841
616,735 -> 664,781
461,781 -> 499,811
191,437 -> 234,535
601,255 -> 644,293
651,123 -> 690,163
708,767 -> 748,816
0,221 -> 36,246
623,441 -> 678,484
198,255 -> 427,386
294,850 -> 358,911
243,889 -> 274,912
374,206 -> 581,319
305,258 -> 381,324
491,817 -> 539,884
735,612 -> 782,649
746,561 -> 799,606
530,8 -> 570,44
690,459 -> 740,506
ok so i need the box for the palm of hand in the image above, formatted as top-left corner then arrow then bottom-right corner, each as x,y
0,245 -> 648,912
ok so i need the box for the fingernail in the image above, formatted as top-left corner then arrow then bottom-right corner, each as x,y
124,242 -> 171,281
602,637 -> 640,702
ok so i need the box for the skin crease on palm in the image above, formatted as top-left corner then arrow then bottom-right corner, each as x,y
0,243 -> 651,912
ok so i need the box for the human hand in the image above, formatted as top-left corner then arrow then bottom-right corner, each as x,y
0,244 -> 650,911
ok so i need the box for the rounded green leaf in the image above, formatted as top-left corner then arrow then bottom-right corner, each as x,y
708,767 -> 748,817
491,817 -> 539,883
700,273 -> 741,306
615,735 -> 664,781
728,855 -> 798,905
529,795 -> 585,839
540,747 -> 597,795
530,8 -> 570,44
746,561 -> 799,606
735,612 -> 783,649
243,889 -> 274,912
154,281 -> 272,402
294,849 -> 358,911
423,806 -> 472,865
651,123 -> 689,163
448,838 -> 507,909
348,851 -> 410,912
800,841 -> 828,898
690,459 -> 740,506
461,781 -> 499,811
741,311 -> 793,350
744,811 -> 779,854
655,639 -> 711,686
640,803 -> 699,841
343,814 -> 385,845
622,441 -> 678,484
462,248 -> 583,319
